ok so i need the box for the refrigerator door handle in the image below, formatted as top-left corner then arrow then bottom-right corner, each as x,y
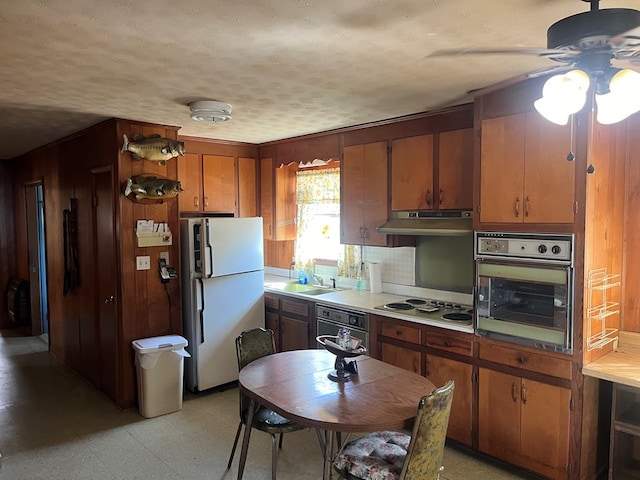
198,278 -> 205,344
204,219 -> 214,278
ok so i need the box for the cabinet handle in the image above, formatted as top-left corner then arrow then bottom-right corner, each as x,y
413,357 -> 419,374
524,196 -> 530,217
194,196 -> 199,207
521,383 -> 527,404
517,356 -> 526,364
511,382 -> 518,403
359,226 -> 364,240
439,188 -> 444,206
204,196 -> 209,207
514,197 -> 520,217
396,330 -> 402,337
444,341 -> 451,347
426,189 -> 432,207
269,224 -> 272,236
363,228 -> 369,239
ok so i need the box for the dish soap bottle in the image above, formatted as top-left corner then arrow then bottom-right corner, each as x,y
298,269 -> 308,285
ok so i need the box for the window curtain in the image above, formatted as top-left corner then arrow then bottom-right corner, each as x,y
295,167 -> 361,279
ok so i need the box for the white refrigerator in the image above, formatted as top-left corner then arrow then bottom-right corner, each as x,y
181,216 -> 265,392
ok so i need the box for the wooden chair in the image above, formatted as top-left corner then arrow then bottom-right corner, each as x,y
226,327 -> 306,480
333,380 -> 455,480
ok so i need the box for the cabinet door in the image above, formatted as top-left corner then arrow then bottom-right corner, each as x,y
380,343 -> 422,374
523,113 -> 574,224
391,135 -> 434,211
426,355 -> 473,446
438,129 -> 473,210
480,115 -> 526,223
238,157 -> 257,217
203,154 -> 236,213
275,164 -> 297,240
362,141 -> 389,246
478,368 -> 521,462
342,142 -> 388,246
342,144 -> 366,244
177,152 -> 202,212
519,379 -> 570,479
280,316 -> 309,352
265,311 -> 280,352
261,158 -> 274,239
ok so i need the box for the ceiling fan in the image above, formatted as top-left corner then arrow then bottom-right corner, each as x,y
429,0 -> 640,124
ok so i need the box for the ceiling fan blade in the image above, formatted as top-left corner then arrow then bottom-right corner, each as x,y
609,26 -> 640,48
426,47 -> 575,58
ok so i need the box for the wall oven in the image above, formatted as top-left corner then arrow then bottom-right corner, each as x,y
475,232 -> 574,354
316,304 -> 369,351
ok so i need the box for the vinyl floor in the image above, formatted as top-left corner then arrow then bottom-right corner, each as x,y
0,330 -> 540,479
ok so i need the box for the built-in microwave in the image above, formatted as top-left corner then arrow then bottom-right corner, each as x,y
474,232 -> 574,354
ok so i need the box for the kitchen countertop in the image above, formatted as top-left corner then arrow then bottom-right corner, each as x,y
582,331 -> 640,389
264,274 -> 474,334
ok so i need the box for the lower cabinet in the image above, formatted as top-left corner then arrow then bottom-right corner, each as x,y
376,315 -> 424,375
609,383 -> 640,479
264,292 -> 315,352
478,368 -> 570,480
425,354 -> 473,447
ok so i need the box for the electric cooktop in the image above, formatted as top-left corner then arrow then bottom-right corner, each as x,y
374,298 -> 474,325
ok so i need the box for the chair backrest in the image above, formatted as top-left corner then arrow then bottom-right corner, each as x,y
235,327 -> 277,419
399,380 -> 455,480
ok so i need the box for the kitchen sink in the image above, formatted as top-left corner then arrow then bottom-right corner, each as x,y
265,281 -> 343,295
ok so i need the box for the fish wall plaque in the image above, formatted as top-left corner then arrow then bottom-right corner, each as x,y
121,134 -> 185,165
122,174 -> 184,204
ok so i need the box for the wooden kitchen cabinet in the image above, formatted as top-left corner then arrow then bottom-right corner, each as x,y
390,129 -> 473,211
478,368 -> 570,480
177,152 -> 203,212
424,326 -> 474,447
264,292 -> 314,351
341,141 -> 388,246
391,135 -> 434,211
480,113 -> 575,224
260,158 -> 296,240
425,354 -> 473,447
177,151 -> 258,216
376,315 -> 424,375
609,383 -> 640,479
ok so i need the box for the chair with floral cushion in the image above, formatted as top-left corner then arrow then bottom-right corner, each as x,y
333,380 -> 455,480
226,327 -> 306,480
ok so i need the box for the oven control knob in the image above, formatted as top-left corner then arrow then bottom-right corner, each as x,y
552,245 -> 562,254
349,316 -> 359,326
538,244 -> 547,254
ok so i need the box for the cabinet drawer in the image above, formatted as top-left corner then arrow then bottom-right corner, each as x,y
281,298 -> 309,318
479,342 -> 572,380
264,294 -> 280,310
426,331 -> 473,356
380,321 -> 422,345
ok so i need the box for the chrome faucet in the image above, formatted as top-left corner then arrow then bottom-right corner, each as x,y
313,274 -> 323,286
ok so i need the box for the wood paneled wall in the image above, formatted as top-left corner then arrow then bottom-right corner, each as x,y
0,161 -> 16,328
623,114 -> 640,333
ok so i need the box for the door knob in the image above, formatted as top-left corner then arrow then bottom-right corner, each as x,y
104,295 -> 115,304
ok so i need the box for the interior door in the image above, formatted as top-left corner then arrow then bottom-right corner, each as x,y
92,166 -> 118,400
25,182 -> 48,336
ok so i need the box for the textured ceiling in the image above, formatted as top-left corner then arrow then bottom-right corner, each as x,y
1,0 -> 638,159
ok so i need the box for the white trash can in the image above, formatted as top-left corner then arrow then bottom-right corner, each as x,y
132,335 -> 190,418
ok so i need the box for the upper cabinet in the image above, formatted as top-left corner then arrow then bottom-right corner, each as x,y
479,113 -> 575,224
177,138 -> 259,217
391,128 -> 473,211
260,158 -> 296,241
341,141 -> 388,246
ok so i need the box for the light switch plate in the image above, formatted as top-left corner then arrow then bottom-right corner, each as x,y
136,256 -> 151,270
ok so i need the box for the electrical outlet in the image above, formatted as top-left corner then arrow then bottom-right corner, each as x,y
136,256 -> 151,270
159,251 -> 169,264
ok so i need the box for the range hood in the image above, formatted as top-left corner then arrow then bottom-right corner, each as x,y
377,211 -> 473,236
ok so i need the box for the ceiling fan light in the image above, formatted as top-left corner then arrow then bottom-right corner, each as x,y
595,90 -> 640,125
534,97 -> 571,125
540,71 -> 589,115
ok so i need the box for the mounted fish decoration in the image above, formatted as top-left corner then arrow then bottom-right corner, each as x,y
121,134 -> 185,165
122,174 -> 184,203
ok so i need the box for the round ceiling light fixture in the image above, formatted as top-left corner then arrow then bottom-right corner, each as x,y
188,100 -> 233,122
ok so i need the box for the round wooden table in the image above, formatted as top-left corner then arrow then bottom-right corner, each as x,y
237,349 -> 435,479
